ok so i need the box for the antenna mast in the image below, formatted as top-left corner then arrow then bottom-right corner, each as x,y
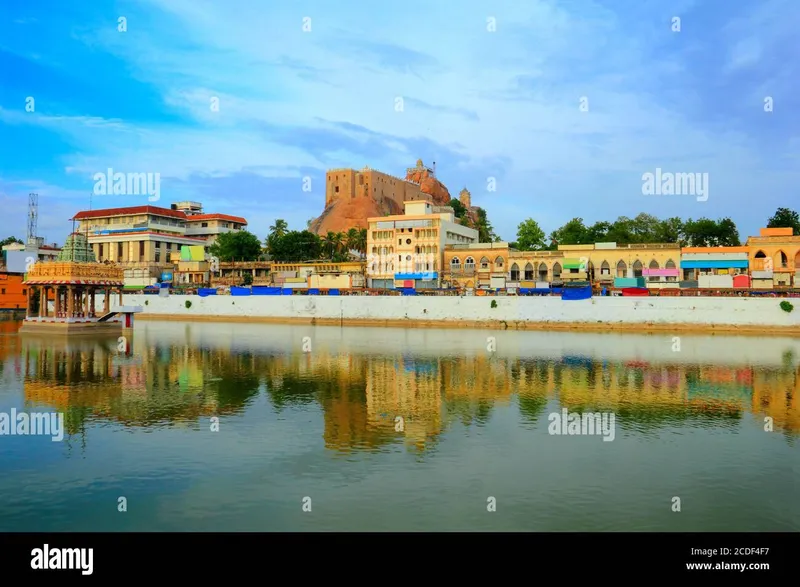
27,193 -> 38,247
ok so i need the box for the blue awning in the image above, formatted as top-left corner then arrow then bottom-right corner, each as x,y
681,260 -> 748,269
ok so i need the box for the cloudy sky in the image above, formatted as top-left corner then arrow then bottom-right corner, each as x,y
0,0 -> 797,245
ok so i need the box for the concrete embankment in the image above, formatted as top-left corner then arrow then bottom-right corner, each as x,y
120,294 -> 800,335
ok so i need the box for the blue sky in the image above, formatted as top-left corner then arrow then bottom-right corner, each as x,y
0,0 -> 798,245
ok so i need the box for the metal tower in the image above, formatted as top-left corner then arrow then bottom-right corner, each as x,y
27,193 -> 38,247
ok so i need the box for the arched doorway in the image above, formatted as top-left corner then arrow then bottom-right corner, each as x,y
510,263 -> 520,281
616,260 -> 627,278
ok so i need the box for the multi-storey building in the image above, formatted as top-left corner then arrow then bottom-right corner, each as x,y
680,247 -> 750,288
366,200 -> 479,289
71,203 -> 247,280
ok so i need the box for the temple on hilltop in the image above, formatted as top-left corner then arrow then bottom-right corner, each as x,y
20,232 -> 136,335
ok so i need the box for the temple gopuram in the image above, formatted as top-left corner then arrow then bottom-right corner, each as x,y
20,233 -> 128,334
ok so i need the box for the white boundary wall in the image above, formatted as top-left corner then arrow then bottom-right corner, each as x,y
118,294 -> 800,329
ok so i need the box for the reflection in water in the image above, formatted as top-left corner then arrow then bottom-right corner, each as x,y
10,329 -> 799,453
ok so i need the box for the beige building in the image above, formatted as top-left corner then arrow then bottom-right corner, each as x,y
746,227 -> 800,288
366,200 -> 479,289
443,243 -> 510,290
508,242 -> 681,289
72,203 -> 247,280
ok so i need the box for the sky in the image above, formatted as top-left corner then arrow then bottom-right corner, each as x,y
0,0 -> 798,246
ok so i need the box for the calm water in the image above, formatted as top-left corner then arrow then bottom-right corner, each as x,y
0,319 -> 797,532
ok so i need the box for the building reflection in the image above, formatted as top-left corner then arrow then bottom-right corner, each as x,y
17,334 -> 799,451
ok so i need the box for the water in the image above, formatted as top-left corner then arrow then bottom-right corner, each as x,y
0,319 -> 797,531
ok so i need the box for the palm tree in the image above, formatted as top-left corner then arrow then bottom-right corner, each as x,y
332,232 -> 345,257
269,219 -> 289,239
323,231 -> 336,258
346,228 -> 359,253
357,228 -> 367,255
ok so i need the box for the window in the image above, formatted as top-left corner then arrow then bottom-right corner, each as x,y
406,238 -> 411,245
399,239 -> 402,245
22,288 -> 26,295
510,263 -> 520,281
118,243 -> 123,259
139,241 -> 145,260
335,186 -> 339,193
465,257 -> 475,270
480,256 -> 489,270
451,257 -> 461,270
202,222 -> 208,228
98,243 -> 104,258
1,288 -> 4,294
524,263 -> 534,280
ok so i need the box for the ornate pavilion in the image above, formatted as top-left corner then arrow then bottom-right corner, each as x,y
20,233 -> 126,334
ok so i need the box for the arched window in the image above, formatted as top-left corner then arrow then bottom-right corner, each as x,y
777,250 -> 789,268
601,261 -> 610,275
524,262 -> 534,280
616,260 -> 627,277
510,263 -> 520,281
553,262 -> 562,278
649,260 -> 660,269
665,259 -> 676,269
538,262 -> 548,280
480,256 -> 490,270
450,257 -> 461,270
465,256 -> 475,269
633,260 -> 643,277
494,256 -> 504,268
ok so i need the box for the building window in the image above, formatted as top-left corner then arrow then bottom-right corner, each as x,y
22,288 -> 26,295
139,241 -> 145,260
335,186 -> 339,193
118,243 -> 124,259
451,257 -> 461,270
1,288 -> 4,294
406,238 -> 411,245
155,251 -> 161,263
98,243 -> 104,258
202,222 -> 208,228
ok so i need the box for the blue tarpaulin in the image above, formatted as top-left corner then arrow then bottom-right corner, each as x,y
252,286 -> 281,295
281,288 -> 293,295
197,288 -> 217,297
561,286 -> 592,300
308,288 -> 320,295
402,289 -> 417,295
329,289 -> 340,295
230,287 -> 251,296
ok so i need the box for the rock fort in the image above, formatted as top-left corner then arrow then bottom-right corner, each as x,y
309,159 -> 458,235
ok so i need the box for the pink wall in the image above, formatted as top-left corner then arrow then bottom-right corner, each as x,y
642,268 -> 680,277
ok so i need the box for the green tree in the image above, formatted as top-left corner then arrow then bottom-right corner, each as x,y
474,208 -> 496,242
209,230 -> 263,261
242,272 -> 253,286
655,217 -> 684,244
448,198 -> 467,219
515,219 -> 546,251
550,217 -> 589,246
767,207 -> 800,234
586,221 -> 612,243
0,236 -> 24,248
269,231 -> 322,262
682,218 -> 740,247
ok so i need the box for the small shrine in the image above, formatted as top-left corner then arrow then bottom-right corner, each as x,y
20,233 -> 134,334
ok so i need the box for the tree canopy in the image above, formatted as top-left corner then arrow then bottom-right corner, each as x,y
208,230 -> 263,261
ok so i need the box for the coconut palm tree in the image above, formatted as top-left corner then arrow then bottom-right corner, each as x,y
323,231 -> 336,258
269,219 -> 289,239
332,232 -> 345,256
345,228 -> 359,253
357,228 -> 367,255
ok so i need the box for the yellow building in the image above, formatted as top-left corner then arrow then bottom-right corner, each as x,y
746,227 -> 800,288
508,250 -> 565,288
443,243 -> 510,290
366,200 -> 478,289
271,261 -> 365,290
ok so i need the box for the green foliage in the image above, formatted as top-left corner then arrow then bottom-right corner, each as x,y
144,300 -> 148,306
0,236 -> 24,248
767,208 -> 800,235
185,300 -> 192,309
544,214 -> 739,248
515,219 -> 546,250
780,301 -> 794,313
208,230 -> 262,261
448,198 -> 467,218
242,272 -> 253,286
269,230 -> 322,262
490,299 -> 498,308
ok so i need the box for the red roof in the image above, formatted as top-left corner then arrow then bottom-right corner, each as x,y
185,213 -> 247,224
72,206 -> 187,221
